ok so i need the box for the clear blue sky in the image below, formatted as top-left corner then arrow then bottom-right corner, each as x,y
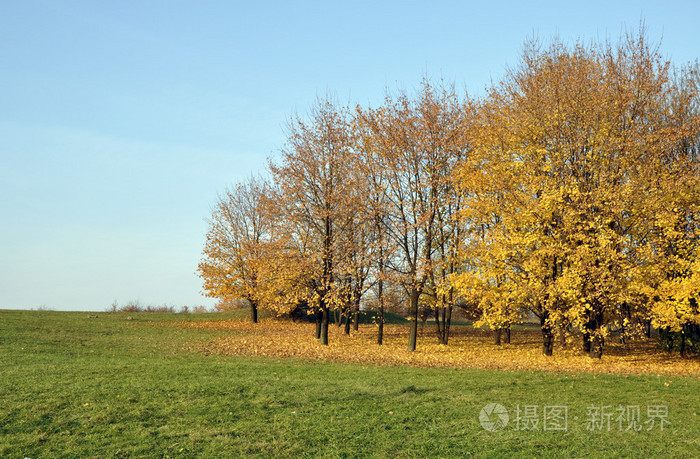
1,1 -> 698,311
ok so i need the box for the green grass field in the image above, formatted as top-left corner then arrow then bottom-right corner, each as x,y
1,310 -> 698,458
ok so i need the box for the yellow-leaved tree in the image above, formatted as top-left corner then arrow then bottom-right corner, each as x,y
456,31 -> 698,358
198,176 -> 278,322
632,60 -> 700,356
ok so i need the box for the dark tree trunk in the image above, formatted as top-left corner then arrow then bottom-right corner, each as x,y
434,307 -> 444,343
434,299 -> 453,345
444,303 -> 452,345
582,312 -> 596,353
250,301 -> 258,324
680,327 -> 687,358
344,307 -> 351,335
587,311 -> 605,358
582,331 -> 592,354
320,306 -> 329,345
494,328 -> 502,346
335,308 -> 343,327
542,328 -> 554,356
352,297 -> 360,331
320,212 -> 333,345
503,326 -> 511,344
377,274 -> 385,345
541,312 -> 554,356
407,288 -> 419,352
590,334 -> 604,359
315,309 -> 322,339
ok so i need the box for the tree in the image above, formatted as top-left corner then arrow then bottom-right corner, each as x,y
359,80 -> 469,351
633,60 -> 700,356
427,94 -> 472,345
355,113 -> 396,345
456,31 -> 697,358
269,98 -> 358,345
198,176 -> 274,323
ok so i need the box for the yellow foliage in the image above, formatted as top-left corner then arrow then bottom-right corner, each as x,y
453,32 -> 700,355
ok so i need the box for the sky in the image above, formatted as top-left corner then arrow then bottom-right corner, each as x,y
1,1 -> 699,311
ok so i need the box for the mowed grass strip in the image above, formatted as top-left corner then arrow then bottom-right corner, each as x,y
0,310 -> 698,458
179,318 -> 700,376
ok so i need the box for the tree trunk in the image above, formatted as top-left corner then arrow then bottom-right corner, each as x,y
503,326 -> 511,344
377,276 -> 385,345
680,327 -> 687,358
321,211 -> 333,345
541,313 -> 554,356
320,306 -> 329,345
344,307 -> 351,335
315,309 -> 322,339
582,331 -> 592,354
352,301 -> 360,331
335,308 -> 342,327
585,311 -> 604,358
250,301 -> 258,324
494,328 -> 502,346
444,303 -> 452,345
434,299 -> 452,345
582,313 -> 596,353
407,288 -> 419,352
589,334 -> 604,359
434,307 -> 444,344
